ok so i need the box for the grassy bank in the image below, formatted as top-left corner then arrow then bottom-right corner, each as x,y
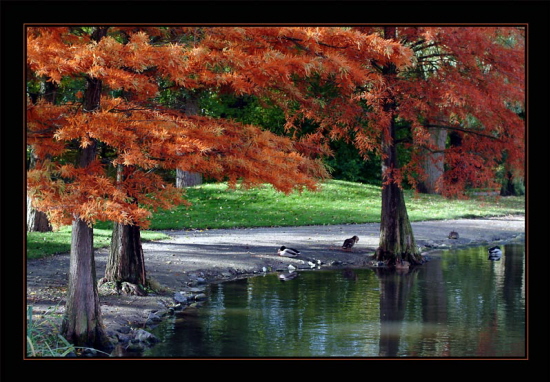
27,180 -> 524,258
150,180 -> 524,229
26,227 -> 168,260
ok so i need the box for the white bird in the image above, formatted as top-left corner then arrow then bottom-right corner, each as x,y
488,246 -> 503,261
278,246 -> 300,257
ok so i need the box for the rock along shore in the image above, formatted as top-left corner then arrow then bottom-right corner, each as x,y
26,215 -> 525,356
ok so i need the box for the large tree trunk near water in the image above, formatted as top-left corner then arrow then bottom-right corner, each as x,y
376,29 -> 422,266
61,33 -> 112,351
61,138 -> 111,350
377,118 -> 422,266
62,216 -> 111,351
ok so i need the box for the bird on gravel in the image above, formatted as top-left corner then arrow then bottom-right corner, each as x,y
448,231 -> 459,239
488,246 -> 503,261
278,246 -> 300,257
342,236 -> 359,251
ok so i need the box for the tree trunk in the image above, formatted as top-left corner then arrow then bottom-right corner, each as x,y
61,27 -> 112,352
104,165 -> 147,294
376,28 -> 422,266
106,222 -> 147,294
417,126 -> 447,194
500,170 -> 523,196
176,169 -> 203,188
61,216 -> 111,351
176,92 -> 203,188
27,196 -> 52,232
377,118 -> 422,265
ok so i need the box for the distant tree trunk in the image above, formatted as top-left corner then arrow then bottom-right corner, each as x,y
104,165 -> 147,295
27,81 -> 57,232
176,169 -> 203,188
27,195 -> 52,232
500,170 -> 523,196
176,92 -> 203,188
376,26 -> 422,266
61,29 -> 112,351
417,126 -> 447,194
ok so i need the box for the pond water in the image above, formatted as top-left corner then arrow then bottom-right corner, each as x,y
143,244 -> 526,358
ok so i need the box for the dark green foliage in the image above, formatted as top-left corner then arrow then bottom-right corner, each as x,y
324,139 -> 381,184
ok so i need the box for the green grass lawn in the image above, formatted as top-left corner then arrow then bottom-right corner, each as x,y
26,227 -> 168,260
27,180 -> 524,258
150,180 -> 524,229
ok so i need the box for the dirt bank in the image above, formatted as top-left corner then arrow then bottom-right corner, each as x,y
26,215 -> 525,354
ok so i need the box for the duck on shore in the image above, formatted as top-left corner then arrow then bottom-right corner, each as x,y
342,236 -> 359,251
448,231 -> 459,239
278,246 -> 300,257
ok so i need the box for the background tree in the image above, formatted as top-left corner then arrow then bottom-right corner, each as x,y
251,26 -> 524,264
388,26 -> 525,197
361,26 -> 524,262
26,78 -> 56,232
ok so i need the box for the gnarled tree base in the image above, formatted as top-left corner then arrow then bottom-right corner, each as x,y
104,222 -> 148,294
377,182 -> 423,267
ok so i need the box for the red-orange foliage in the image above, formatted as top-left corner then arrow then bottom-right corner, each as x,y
27,26 -> 415,228
27,26 -> 524,230
355,26 -> 525,196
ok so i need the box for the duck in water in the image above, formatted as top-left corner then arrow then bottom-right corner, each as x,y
488,246 -> 503,261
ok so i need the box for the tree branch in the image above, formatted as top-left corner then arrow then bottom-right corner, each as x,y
417,53 -> 454,61
426,124 -> 502,141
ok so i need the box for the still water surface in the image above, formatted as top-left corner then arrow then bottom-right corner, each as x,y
144,244 -> 525,358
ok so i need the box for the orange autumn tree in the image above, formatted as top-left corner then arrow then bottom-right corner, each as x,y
354,26 -> 525,263
377,26 -> 526,197
26,25 -> 411,350
99,25 -> 413,292
155,26 -> 420,265
25,26 -> 333,350
227,26 -> 524,265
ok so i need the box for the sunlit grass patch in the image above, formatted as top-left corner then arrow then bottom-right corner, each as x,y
26,180 -> 524,258
149,180 -> 382,230
150,180 -> 524,230
26,226 -> 169,259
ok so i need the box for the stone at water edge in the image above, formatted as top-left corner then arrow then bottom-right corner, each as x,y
134,329 -> 159,345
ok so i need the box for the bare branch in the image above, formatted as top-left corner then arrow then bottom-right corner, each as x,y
426,124 -> 502,141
